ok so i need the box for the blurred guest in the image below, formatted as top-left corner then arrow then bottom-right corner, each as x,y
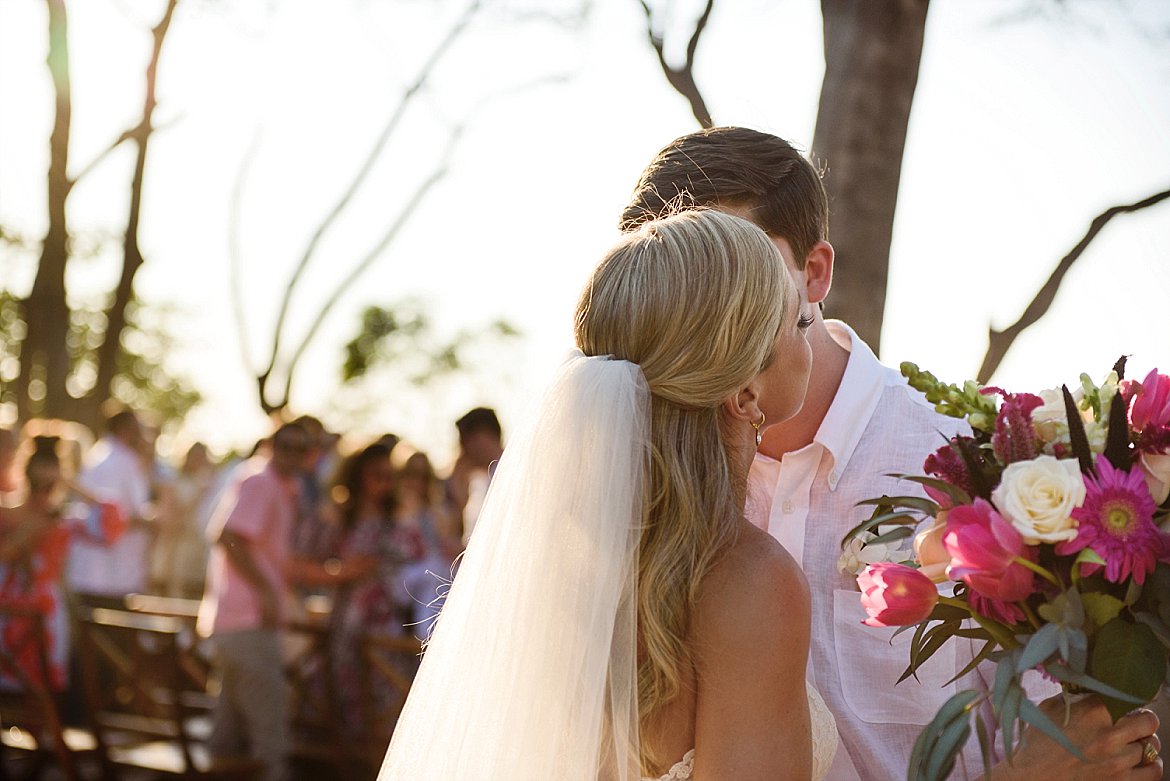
289,415 -> 335,572
150,442 -> 217,598
67,408 -> 153,608
391,444 -> 459,639
0,435 -> 124,691
0,426 -> 19,506
443,407 -> 503,543
318,443 -> 406,735
197,422 -> 310,781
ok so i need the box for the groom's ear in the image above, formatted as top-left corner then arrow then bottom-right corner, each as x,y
723,383 -> 762,424
802,240 -> 834,306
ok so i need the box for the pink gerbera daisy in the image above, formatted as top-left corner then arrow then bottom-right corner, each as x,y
1057,456 -> 1168,584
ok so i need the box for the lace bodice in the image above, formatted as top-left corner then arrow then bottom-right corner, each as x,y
646,683 -> 839,781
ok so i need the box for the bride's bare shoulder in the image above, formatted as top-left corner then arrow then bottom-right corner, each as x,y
692,521 -> 811,659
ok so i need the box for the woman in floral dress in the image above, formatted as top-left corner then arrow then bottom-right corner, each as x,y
0,435 -> 124,692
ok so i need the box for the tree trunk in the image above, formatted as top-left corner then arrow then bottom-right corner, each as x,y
19,0 -> 74,422
90,0 -> 178,422
811,0 -> 929,356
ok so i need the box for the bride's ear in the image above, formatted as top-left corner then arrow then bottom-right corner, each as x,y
723,382 -> 762,424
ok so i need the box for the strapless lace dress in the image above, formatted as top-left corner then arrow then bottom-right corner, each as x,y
646,683 -> 839,781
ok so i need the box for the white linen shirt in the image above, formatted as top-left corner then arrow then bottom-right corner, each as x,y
747,321 -> 988,781
68,437 -> 153,597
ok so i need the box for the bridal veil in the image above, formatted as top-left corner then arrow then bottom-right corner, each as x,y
377,352 -> 648,781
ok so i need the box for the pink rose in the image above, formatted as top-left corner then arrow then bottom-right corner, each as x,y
1127,369 -> 1170,433
858,562 -> 940,628
944,499 -> 1036,604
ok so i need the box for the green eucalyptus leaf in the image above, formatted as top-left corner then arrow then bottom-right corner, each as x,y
1018,697 -> 1084,760
975,713 -> 994,781
1018,623 -> 1061,672
1045,665 -> 1146,706
1089,619 -> 1166,721
1134,613 -> 1170,650
999,682 -> 1024,763
909,689 -> 981,781
925,713 -> 973,781
992,650 -> 1019,712
1080,592 -> 1125,630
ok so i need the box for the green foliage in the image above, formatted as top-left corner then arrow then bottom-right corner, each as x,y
111,301 -> 202,424
0,289 -> 200,425
1089,618 -> 1167,721
340,300 -> 521,387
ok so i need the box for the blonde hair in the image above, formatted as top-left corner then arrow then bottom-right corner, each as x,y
574,209 -> 793,772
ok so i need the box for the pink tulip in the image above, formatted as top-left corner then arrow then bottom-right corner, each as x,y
943,499 -> 1036,604
1127,369 -> 1170,433
858,562 -> 939,628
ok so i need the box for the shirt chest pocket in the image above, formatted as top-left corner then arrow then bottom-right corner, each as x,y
831,589 -> 959,726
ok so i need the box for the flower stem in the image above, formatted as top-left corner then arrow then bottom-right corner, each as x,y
937,595 -> 1020,648
1013,556 -> 1062,588
1020,600 -> 1042,631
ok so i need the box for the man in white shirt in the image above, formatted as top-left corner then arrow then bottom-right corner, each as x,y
621,127 -> 1161,780
68,408 -> 153,605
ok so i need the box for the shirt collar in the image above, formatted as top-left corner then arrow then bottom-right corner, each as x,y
814,320 -> 889,490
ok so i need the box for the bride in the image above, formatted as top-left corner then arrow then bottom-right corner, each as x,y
377,209 -> 838,780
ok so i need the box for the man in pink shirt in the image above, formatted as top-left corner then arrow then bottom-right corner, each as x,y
621,127 -> 1162,780
198,421 -> 310,781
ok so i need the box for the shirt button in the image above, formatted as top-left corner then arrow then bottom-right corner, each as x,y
782,501 -> 795,513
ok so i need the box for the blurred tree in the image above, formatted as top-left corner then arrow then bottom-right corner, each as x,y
641,0 -> 1169,364
232,0 -> 573,417
638,0 -> 928,355
0,290 -> 201,427
5,0 -> 185,431
340,301 -> 520,386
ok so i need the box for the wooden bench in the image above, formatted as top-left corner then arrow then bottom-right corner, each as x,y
0,603 -> 98,781
74,607 -> 263,780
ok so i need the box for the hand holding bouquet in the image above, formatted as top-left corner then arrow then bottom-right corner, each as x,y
847,358 -> 1170,780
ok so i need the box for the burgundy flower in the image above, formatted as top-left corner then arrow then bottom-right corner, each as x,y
991,392 -> 1044,466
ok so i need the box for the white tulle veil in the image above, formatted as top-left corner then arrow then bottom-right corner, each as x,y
378,351 -> 648,781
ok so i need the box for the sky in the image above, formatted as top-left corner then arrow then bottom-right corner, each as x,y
1,0 -> 1168,467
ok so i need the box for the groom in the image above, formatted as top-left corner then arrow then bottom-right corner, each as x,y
621,126 -> 1162,780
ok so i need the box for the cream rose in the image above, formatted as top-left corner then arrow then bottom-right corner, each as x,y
1138,452 -> 1170,506
913,512 -> 952,584
991,455 -> 1085,544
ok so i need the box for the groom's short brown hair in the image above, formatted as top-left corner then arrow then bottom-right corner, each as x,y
619,126 -> 828,270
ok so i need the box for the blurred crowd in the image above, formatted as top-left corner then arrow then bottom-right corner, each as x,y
0,404 -> 504,779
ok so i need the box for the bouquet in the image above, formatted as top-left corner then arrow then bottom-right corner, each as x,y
846,357 -> 1170,781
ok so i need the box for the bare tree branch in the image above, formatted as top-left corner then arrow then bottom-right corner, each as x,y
976,186 -> 1170,383
91,0 -> 179,412
271,127 -> 465,412
69,126 -> 137,187
260,0 -> 483,388
637,0 -> 715,128
69,115 -> 181,186
228,127 -> 263,374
